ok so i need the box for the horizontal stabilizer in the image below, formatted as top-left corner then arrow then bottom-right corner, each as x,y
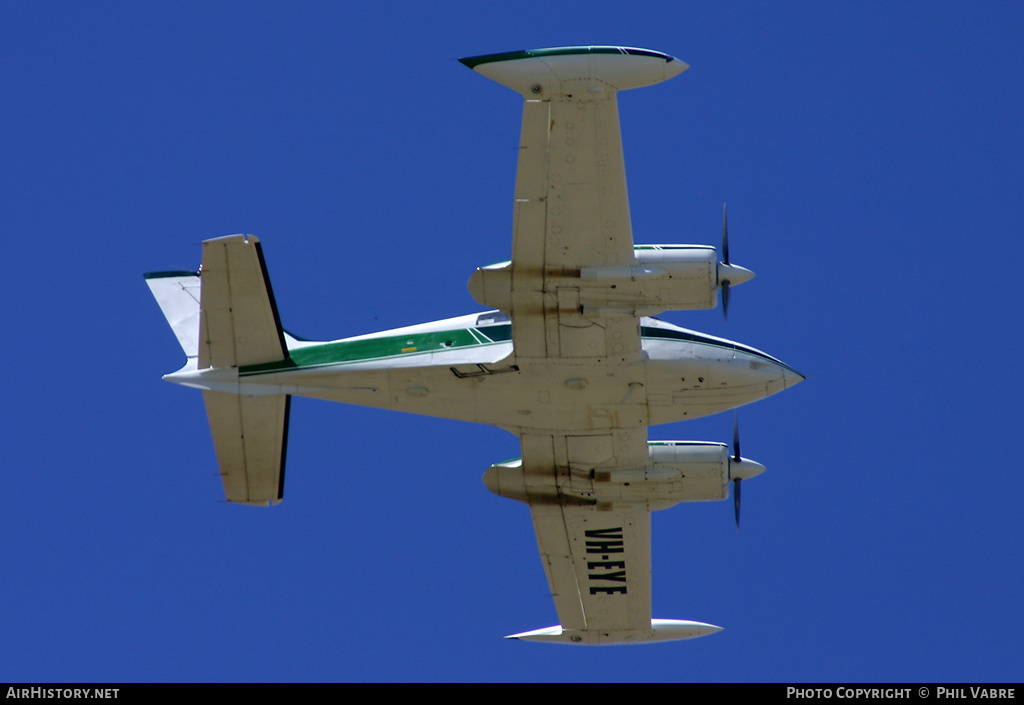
200,234 -> 288,369
203,391 -> 290,506
506,619 -> 722,646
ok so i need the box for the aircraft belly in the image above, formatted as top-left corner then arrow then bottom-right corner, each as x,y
287,366 -> 481,423
478,359 -> 650,432
645,356 -> 791,425
241,349 -> 792,430
262,358 -> 651,430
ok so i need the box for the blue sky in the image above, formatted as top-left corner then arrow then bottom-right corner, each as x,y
2,1 -> 1022,682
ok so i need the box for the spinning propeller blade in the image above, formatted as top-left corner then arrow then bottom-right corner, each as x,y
732,415 -> 742,529
721,204 -> 730,320
716,204 -> 755,321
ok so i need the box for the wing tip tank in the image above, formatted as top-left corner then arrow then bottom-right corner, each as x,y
506,619 -> 722,645
460,45 -> 680,68
460,45 -> 688,96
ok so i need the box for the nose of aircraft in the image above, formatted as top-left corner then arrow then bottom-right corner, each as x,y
752,356 -> 804,399
664,56 -> 690,80
782,366 -> 806,389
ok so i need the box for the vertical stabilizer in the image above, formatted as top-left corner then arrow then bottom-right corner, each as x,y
145,271 -> 201,359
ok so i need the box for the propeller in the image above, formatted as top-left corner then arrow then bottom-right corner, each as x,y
716,204 -> 755,322
728,415 -> 766,531
721,204 -> 731,320
731,415 -> 742,530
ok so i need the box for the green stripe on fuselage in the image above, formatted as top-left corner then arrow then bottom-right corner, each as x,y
459,46 -> 674,70
240,327 -> 501,375
238,323 -> 791,376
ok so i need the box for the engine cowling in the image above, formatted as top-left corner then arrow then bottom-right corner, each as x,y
483,440 -> 765,511
467,245 -> 751,317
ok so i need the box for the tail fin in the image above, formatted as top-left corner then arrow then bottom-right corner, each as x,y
146,234 -> 292,507
144,270 -> 201,360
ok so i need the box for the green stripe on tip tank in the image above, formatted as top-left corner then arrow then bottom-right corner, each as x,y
459,46 -> 673,70
646,441 -> 725,447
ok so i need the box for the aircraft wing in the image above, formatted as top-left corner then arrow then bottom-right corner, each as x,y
463,48 -> 687,361
506,60 -> 635,274
464,47 -> 688,360
519,430 -> 652,640
468,49 -> 724,644
487,429 -> 721,645
528,500 -> 651,639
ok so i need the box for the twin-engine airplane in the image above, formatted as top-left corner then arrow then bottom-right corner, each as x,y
147,47 -> 802,645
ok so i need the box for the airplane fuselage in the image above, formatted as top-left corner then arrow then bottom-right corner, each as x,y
167,311 -> 801,435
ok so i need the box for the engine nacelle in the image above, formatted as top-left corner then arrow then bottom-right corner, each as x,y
483,440 -> 765,511
467,245 -> 752,317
